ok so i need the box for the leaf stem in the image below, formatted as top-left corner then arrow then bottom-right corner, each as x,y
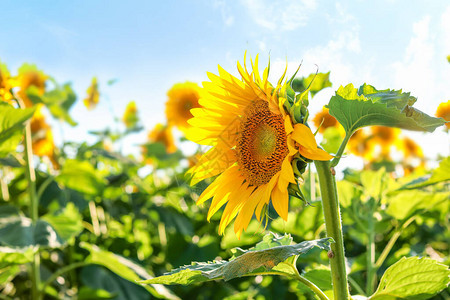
291,264 -> 329,300
375,216 -> 416,268
348,275 -> 365,296
39,261 -> 90,300
314,160 -> 349,300
331,131 -> 352,167
18,98 -> 41,300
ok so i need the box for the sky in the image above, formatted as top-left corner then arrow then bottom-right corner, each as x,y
1,0 -> 449,168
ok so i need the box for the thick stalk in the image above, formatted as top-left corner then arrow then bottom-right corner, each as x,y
23,114 -> 41,300
314,160 -> 349,300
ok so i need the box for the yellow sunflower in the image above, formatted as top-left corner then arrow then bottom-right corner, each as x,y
122,101 -> 139,129
186,55 -> 332,238
84,77 -> 100,110
0,61 -> 13,102
313,106 -> 339,133
16,64 -> 48,108
165,82 -> 201,132
435,100 -> 450,130
370,126 -> 400,156
30,105 -> 59,169
347,129 -> 375,161
398,137 -> 423,159
148,123 -> 176,154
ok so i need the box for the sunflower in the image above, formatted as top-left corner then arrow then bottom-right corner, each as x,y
0,61 -> 13,102
370,126 -> 400,157
398,137 -> 423,159
16,64 -> 48,107
148,123 -> 176,154
347,129 -> 375,160
313,106 -> 339,133
122,101 -> 139,129
84,77 -> 100,110
165,82 -> 201,132
435,100 -> 450,130
186,55 -> 332,237
30,105 -> 59,169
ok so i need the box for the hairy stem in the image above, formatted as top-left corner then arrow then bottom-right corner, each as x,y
330,131 -> 352,167
315,160 -> 349,300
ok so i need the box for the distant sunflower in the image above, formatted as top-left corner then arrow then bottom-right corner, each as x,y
347,129 -> 375,160
148,124 -> 176,154
0,61 -> 13,102
398,137 -> 423,159
187,56 -> 332,237
30,105 -> 59,169
370,126 -> 400,156
84,77 -> 100,110
122,101 -> 139,129
313,106 -> 339,133
435,100 -> 450,130
165,82 -> 201,132
17,64 -> 48,107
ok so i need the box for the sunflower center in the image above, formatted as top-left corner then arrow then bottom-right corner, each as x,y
236,100 -> 289,186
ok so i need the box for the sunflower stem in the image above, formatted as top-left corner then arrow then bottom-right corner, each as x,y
18,98 -> 41,300
291,263 -> 329,300
330,131 -> 352,167
314,160 -> 349,300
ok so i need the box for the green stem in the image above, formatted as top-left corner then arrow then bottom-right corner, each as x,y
39,262 -> 90,299
375,216 -> 416,268
20,99 -> 41,300
314,160 -> 349,300
331,132 -> 352,167
348,276 -> 365,296
291,264 -> 329,300
366,208 -> 376,295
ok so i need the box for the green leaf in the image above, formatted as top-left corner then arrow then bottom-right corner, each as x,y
77,286 -> 114,300
360,168 -> 389,201
401,156 -> 450,189
298,268 -> 332,294
0,246 -> 34,284
0,102 -> 35,157
292,72 -> 332,97
327,84 -> 445,135
370,256 -> 450,299
139,233 -> 332,285
41,202 -> 83,243
56,159 -> 106,196
320,127 -> 343,154
386,190 -> 449,220
45,83 -> 78,126
80,242 -> 179,300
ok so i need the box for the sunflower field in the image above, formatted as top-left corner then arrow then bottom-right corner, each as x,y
0,52 -> 449,300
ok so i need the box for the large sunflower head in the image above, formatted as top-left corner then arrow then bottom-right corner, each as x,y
435,100 -> 450,130
16,64 -> 48,107
165,82 -> 201,132
186,55 -> 332,238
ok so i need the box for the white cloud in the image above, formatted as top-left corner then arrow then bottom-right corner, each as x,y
240,0 -> 317,31
213,0 -> 235,26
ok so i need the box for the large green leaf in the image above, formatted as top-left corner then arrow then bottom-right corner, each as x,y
386,190 -> 449,220
370,257 -> 450,299
139,233 -> 332,285
80,242 -> 179,300
56,159 -> 106,196
41,202 -> 83,244
0,246 -> 34,284
327,84 -> 445,134
0,102 -> 35,156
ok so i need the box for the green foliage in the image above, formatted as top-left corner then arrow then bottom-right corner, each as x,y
327,84 -> 445,135
370,257 -> 450,299
292,72 -> 332,97
140,234 -> 332,285
0,102 -> 35,156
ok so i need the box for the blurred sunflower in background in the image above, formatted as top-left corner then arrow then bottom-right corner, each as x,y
187,56 -> 332,238
370,126 -> 400,157
122,100 -> 139,130
84,77 -> 100,110
147,123 -> 176,154
30,104 -> 59,169
435,100 -> 450,130
0,61 -> 13,102
312,106 -> 340,133
165,82 -> 201,132
347,129 -> 376,161
16,64 -> 48,107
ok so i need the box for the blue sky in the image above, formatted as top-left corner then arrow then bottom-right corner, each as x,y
1,0 -> 449,164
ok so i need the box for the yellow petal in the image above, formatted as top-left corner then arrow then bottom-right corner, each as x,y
299,146 -> 333,161
291,123 -> 319,149
271,186 -> 289,221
